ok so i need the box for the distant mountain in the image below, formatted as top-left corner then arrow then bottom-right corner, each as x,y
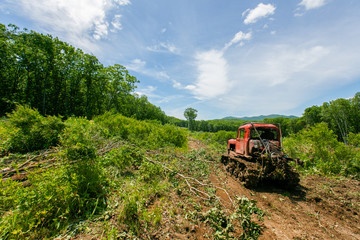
222,114 -> 298,121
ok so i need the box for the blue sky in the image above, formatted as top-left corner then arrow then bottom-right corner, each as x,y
1,0 -> 360,120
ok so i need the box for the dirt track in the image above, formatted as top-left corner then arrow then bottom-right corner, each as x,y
74,139 -> 360,239
209,169 -> 360,239
189,137 -> 360,240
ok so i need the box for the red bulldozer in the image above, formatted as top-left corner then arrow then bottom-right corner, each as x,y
221,123 -> 300,188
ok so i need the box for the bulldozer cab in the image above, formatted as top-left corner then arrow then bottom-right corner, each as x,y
250,127 -> 278,141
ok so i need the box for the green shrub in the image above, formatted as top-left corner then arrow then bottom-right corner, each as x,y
0,168 -> 73,239
60,117 -> 108,218
235,197 -> 264,239
193,197 -> 264,240
284,122 -> 360,178
139,160 -> 164,182
348,132 -> 360,147
213,130 -> 237,144
100,144 -> 144,172
192,130 -> 236,145
2,105 -> 64,153
94,112 -> 188,149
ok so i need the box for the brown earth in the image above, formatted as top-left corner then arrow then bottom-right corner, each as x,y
73,138 -> 360,239
193,139 -> 360,240
209,169 -> 360,239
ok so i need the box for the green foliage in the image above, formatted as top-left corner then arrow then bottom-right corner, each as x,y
348,132 -> 360,147
302,92 -> 360,142
1,169 -> 66,239
263,117 -> 306,137
0,109 -> 269,239
1,105 -> 64,153
235,197 -> 264,239
201,207 -> 234,239
0,24 -> 168,123
139,160 -> 165,182
191,131 -> 235,156
61,117 -> 96,160
193,197 -> 264,239
284,122 -> 360,178
94,112 -> 187,149
184,107 -> 198,131
0,165 -> 106,239
100,145 -> 144,173
115,178 -> 169,235
60,117 -> 107,215
183,149 -> 211,179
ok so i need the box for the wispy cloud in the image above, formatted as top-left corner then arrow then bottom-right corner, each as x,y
126,59 -> 172,82
114,0 -> 131,6
219,35 -> 360,116
295,0 -> 327,16
224,31 -> 252,50
111,14 -> 123,31
147,42 -> 179,54
299,0 -> 326,10
135,85 -> 157,97
126,58 -> 146,72
243,3 -> 276,25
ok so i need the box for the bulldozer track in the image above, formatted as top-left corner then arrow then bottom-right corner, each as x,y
221,153 -> 299,188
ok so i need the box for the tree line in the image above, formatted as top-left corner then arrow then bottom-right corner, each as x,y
265,92 -> 360,143
0,23 -> 166,122
175,92 -> 360,145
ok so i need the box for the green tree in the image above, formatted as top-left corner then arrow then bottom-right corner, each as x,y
321,99 -> 352,144
304,105 -> 322,125
0,23 -> 169,123
184,107 -> 198,131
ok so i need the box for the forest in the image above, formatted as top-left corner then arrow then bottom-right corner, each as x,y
0,24 -> 166,122
0,23 -> 359,239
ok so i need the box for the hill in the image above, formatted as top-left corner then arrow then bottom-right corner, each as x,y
223,114 -> 298,121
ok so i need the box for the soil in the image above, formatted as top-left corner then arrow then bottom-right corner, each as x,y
73,138 -> 360,239
209,169 -> 360,239
194,139 -> 360,240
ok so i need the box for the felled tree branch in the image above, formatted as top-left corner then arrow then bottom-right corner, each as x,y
144,157 -> 234,207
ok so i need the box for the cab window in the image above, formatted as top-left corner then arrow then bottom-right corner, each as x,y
239,128 -> 245,139
250,127 -> 277,140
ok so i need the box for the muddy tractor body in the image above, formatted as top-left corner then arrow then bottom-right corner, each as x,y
221,123 -> 299,188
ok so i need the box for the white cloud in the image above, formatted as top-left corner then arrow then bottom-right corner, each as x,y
187,50 -> 229,100
243,3 -> 276,25
135,85 -> 157,97
93,20 -> 109,40
218,38 -> 360,116
156,71 -> 170,79
126,59 -> 172,83
126,58 -> 146,72
16,0 -> 130,51
147,42 -> 179,54
299,0 -> 326,10
114,0 -> 131,6
111,14 -> 123,31
224,31 -> 252,50
256,45 -> 331,86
